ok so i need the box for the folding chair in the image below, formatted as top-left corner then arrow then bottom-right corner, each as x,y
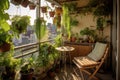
73,42 -> 109,80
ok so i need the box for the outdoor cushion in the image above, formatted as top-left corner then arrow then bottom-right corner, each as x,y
88,42 -> 107,61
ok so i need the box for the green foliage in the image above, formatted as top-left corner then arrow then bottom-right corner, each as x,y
70,18 -> 79,26
36,44 -> 59,67
11,15 -> 30,36
62,4 -> 71,39
80,27 -> 96,38
79,0 -> 112,17
0,0 -> 10,31
0,29 -> 12,46
54,34 -> 62,47
34,18 -> 46,40
96,17 -> 105,30
0,52 -> 21,71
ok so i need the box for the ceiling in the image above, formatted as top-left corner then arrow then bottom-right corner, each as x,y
46,0 -> 90,7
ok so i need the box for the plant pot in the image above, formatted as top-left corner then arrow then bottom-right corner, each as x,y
29,3 -> 36,10
49,11 -> 55,17
41,6 -> 47,13
1,66 -> 16,80
20,72 -> 34,80
0,42 -> 11,53
55,7 -> 62,15
11,0 -> 22,5
47,69 -> 55,78
21,0 -> 30,7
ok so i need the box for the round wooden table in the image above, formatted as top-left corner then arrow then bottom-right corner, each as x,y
56,46 -> 75,78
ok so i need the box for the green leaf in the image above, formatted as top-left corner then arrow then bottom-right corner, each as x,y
1,21 -> 10,31
0,0 -> 10,10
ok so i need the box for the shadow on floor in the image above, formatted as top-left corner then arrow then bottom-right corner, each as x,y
38,64 -> 115,80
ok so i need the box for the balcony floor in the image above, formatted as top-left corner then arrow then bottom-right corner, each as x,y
37,64 -> 115,80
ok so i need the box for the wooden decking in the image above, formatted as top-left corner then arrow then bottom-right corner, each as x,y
39,64 -> 115,80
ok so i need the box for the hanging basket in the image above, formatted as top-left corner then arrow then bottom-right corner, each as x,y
29,2 -> 36,10
11,0 -> 22,5
55,7 -> 62,15
0,42 -> 11,53
49,11 -> 55,17
41,6 -> 47,13
21,0 -> 30,7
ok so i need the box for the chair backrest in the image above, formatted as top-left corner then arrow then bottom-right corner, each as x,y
88,42 -> 108,61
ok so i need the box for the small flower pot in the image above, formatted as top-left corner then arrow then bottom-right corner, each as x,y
0,42 -> 11,53
29,3 -> 36,10
49,11 -> 55,17
21,0 -> 30,7
11,0 -> 22,5
55,7 -> 62,15
41,6 -> 47,13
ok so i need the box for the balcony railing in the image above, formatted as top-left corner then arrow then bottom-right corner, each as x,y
14,39 -> 54,59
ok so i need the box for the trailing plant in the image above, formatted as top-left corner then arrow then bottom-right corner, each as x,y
61,4 -> 71,39
34,18 -> 47,40
78,0 -> 112,17
11,15 -> 30,37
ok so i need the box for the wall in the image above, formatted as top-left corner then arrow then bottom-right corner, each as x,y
71,14 -> 111,41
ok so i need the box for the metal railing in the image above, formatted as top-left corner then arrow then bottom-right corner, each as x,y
14,39 -> 54,59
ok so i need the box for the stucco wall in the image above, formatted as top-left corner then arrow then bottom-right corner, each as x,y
71,14 -> 111,41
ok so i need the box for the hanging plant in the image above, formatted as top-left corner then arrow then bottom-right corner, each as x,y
0,29 -> 13,53
11,0 -> 22,5
29,2 -> 36,10
55,7 -> 62,16
61,4 -> 71,39
11,15 -> 30,37
21,0 -> 30,7
34,18 -> 47,40
41,6 -> 47,13
49,11 -> 55,17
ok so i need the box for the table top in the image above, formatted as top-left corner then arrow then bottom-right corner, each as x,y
55,46 -> 75,52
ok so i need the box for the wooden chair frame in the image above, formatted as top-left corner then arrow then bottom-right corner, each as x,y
73,44 -> 109,80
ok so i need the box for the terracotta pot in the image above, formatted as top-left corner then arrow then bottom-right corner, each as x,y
70,37 -> 76,42
55,7 -> 62,15
49,11 -> 55,17
20,72 -> 34,80
29,3 -> 36,10
41,6 -> 47,13
1,66 -> 16,80
21,0 -> 30,7
11,0 -> 22,5
0,43 -> 11,53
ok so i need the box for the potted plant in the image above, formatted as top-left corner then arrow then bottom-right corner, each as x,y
11,0 -> 22,5
20,57 -> 35,80
35,44 -> 59,74
21,0 -> 30,7
29,2 -> 36,10
11,15 -> 30,36
41,6 -> 48,13
0,29 -> 13,53
34,18 -> 47,40
1,53 -> 21,80
55,7 -> 62,16
49,11 -> 55,17
80,27 -> 96,43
